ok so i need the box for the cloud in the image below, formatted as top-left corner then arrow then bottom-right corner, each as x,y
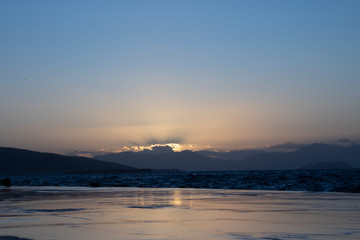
66,150 -> 105,158
141,145 -> 174,154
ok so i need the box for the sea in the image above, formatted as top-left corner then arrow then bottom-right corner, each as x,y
4,169 -> 360,193
1,169 -> 360,240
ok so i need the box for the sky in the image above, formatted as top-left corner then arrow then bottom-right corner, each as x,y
1,0 -> 360,153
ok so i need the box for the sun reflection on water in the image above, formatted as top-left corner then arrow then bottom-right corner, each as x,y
113,189 -> 193,209
171,190 -> 182,207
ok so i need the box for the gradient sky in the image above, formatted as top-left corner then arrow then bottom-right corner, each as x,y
1,0 -> 360,153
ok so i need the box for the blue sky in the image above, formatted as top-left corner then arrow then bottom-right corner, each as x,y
1,0 -> 360,152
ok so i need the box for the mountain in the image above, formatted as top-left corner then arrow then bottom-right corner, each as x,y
196,149 -> 263,161
0,147 -> 134,176
96,143 -> 360,171
96,150 -> 237,171
5,143 -> 357,174
237,144 -> 360,170
299,161 -> 356,170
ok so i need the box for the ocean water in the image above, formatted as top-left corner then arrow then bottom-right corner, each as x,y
0,187 -> 359,240
5,169 -> 360,193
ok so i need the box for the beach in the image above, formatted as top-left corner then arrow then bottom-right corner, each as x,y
1,187 -> 359,240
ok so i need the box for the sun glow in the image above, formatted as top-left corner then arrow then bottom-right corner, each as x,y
85,143 -> 214,157
132,143 -> 183,152
110,143 -> 215,153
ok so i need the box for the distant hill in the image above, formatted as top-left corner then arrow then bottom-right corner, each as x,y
96,150 -> 238,171
4,143 -> 358,174
0,147 -> 134,176
196,149 -> 263,161
299,161 -> 356,170
237,144 -> 360,170
96,143 -> 360,171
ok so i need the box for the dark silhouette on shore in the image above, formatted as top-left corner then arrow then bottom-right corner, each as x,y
0,237 -> 33,240
1,178 -> 11,187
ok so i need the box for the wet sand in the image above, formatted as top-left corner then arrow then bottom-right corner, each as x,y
1,187 -> 359,240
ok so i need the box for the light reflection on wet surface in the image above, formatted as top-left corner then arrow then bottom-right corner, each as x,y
0,187 -> 359,240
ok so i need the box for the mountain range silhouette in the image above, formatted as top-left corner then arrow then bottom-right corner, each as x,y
96,143 -> 360,171
1,143 -> 359,175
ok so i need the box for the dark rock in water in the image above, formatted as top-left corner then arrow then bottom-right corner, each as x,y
1,178 -> 11,187
90,182 -> 100,187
